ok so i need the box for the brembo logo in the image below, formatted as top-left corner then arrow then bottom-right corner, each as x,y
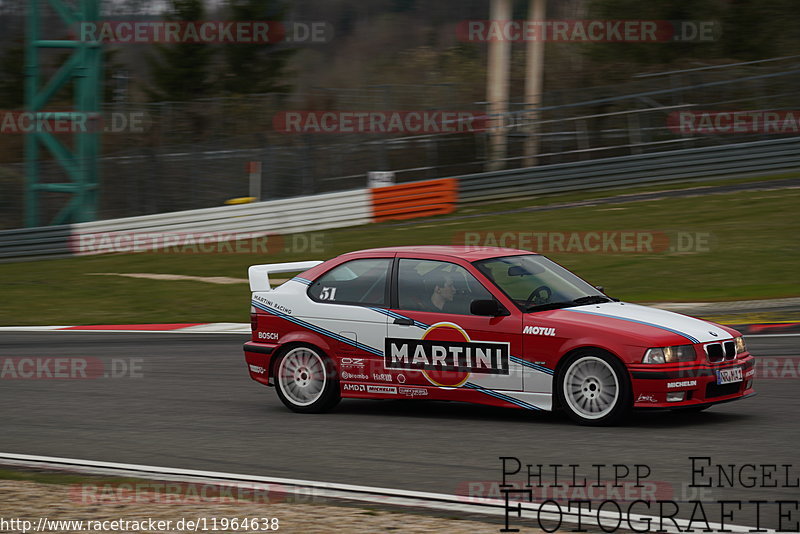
341,371 -> 368,380
385,337 -> 509,375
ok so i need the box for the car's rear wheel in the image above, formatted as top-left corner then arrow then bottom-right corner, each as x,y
275,345 -> 340,413
557,351 -> 631,426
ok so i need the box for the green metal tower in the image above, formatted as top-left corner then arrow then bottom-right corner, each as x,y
25,0 -> 102,226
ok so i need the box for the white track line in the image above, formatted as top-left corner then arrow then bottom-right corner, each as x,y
0,326 -> 796,337
0,452 -> 768,534
0,324 -> 251,334
0,326 -> 72,331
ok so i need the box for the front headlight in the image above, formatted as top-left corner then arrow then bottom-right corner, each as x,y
642,345 -> 696,364
735,336 -> 747,355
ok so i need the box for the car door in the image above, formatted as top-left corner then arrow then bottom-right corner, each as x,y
385,256 -> 523,391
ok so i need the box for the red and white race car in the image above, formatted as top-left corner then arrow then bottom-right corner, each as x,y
243,246 -> 755,425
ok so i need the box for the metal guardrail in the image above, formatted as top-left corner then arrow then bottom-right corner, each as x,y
72,189 -> 372,237
1,137 -> 799,262
0,190 -> 373,262
0,225 -> 73,261
371,178 -> 457,222
456,136 -> 800,202
69,189 -> 373,255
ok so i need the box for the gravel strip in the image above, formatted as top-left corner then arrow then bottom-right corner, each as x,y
0,480 -> 534,534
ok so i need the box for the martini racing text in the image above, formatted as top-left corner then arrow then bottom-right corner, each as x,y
384,338 -> 509,374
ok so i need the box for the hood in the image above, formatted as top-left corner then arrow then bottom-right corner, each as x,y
553,302 -> 733,345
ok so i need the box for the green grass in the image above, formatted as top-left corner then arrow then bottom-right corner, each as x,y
1,178 -> 797,325
452,171 -> 800,216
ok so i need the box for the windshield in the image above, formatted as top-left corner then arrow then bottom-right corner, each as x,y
473,254 -> 612,312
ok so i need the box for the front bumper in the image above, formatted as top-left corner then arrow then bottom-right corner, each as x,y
629,354 -> 755,408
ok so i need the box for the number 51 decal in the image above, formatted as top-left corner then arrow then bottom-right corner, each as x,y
320,287 -> 337,300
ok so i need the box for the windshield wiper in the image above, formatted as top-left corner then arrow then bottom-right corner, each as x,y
572,295 -> 614,305
524,301 -> 576,312
524,295 -> 617,312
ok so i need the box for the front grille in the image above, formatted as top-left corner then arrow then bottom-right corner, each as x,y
705,341 -> 736,362
723,341 -> 736,359
706,381 -> 741,398
705,343 -> 723,362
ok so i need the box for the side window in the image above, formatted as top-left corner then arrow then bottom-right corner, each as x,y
397,259 -> 494,315
309,258 -> 391,306
476,260 -> 546,301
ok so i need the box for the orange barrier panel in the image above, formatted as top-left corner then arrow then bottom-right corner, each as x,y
370,178 -> 458,222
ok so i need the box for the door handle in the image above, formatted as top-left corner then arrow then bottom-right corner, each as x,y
393,317 -> 414,326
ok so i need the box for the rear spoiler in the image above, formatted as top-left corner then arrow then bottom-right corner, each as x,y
248,261 -> 323,292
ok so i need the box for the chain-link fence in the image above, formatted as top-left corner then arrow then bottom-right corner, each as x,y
2,56 -> 800,227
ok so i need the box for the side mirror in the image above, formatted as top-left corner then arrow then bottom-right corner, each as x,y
471,299 -> 509,317
595,285 -> 605,294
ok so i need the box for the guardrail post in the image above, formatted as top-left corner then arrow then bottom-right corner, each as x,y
628,114 -> 643,155
248,161 -> 262,201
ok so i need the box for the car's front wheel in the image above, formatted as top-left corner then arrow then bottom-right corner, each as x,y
557,350 -> 631,425
275,345 -> 340,413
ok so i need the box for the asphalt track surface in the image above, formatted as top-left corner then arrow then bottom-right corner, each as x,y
1,332 -> 798,530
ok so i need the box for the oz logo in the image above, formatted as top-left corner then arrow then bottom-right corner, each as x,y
385,322 -> 509,388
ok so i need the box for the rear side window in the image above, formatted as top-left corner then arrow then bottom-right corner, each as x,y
308,258 -> 391,306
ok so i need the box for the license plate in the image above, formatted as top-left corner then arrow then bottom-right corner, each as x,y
716,367 -> 743,385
